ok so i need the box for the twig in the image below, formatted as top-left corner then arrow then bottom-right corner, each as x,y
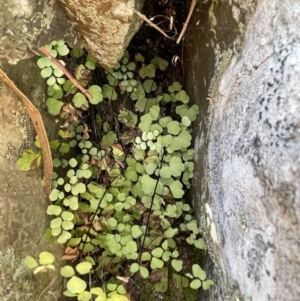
36,275 -> 58,301
133,9 -> 174,39
39,47 -> 92,99
176,0 -> 198,44
0,69 -> 53,197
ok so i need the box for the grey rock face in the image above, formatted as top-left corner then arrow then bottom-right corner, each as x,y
0,0 -> 81,65
57,0 -> 144,69
192,0 -> 300,300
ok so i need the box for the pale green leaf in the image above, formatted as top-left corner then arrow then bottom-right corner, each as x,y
39,251 -> 55,265
169,180 -> 184,199
117,285 -> 126,295
202,280 -> 214,290
139,64 -> 155,78
143,79 -> 157,93
130,263 -> 139,274
41,67 -> 53,78
50,217 -> 62,229
167,121 -> 181,135
103,84 -> 117,100
60,265 -> 75,278
88,85 -> 103,104
57,44 -> 69,56
76,262 -> 92,275
46,98 -> 64,115
171,259 -> 183,272
37,57 -> 51,69
24,256 -> 38,269
152,247 -> 163,258
73,93 -> 87,108
61,211 -> 74,221
190,279 -> 201,289
62,220 -> 74,230
34,266 -> 46,274
150,257 -> 164,269
57,230 -> 72,244
67,276 -> 87,294
139,266 -> 149,278
151,57 -> 168,71
47,205 -> 62,216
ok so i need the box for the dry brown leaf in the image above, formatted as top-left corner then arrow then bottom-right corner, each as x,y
62,246 -> 79,261
117,276 -> 130,283
62,254 -> 79,261
93,220 -> 102,231
150,268 -> 165,282
64,246 -> 79,255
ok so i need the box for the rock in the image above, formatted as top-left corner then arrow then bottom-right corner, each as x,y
57,0 -> 145,69
1,0 -> 144,69
0,0 -> 81,65
186,0 -> 300,300
0,59 -> 65,301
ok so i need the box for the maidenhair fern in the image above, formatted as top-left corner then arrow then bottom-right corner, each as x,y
23,40 -> 214,300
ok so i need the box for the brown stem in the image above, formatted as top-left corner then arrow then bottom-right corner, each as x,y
176,0 -> 198,44
39,47 -> 92,99
0,68 -> 53,197
133,9 -> 174,39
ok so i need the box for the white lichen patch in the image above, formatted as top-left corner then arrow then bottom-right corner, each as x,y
205,204 -> 218,243
209,222 -> 217,243
5,143 -> 16,165
205,203 -> 213,220
0,248 -> 33,301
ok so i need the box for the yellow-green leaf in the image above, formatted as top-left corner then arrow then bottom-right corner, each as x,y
24,256 -> 38,269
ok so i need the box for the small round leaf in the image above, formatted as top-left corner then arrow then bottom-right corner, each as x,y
61,265 -> 75,278
171,259 -> 183,272
46,98 -> 64,115
62,220 -> 74,230
41,67 -> 53,78
67,276 -> 87,294
62,211 -> 74,221
88,85 -> 103,104
151,247 -> 163,258
24,256 -> 38,269
130,263 -> 139,274
139,266 -> 149,278
73,93 -> 87,108
190,279 -> 201,290
202,280 -> 214,290
39,251 -> 55,265
76,262 -> 92,275
150,257 -> 164,269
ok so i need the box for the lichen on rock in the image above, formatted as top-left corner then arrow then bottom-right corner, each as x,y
186,0 -> 300,300
0,0 -> 81,65
0,248 -> 33,301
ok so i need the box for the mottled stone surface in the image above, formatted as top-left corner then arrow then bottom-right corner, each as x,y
185,0 -> 300,300
1,0 -> 144,69
0,59 -> 64,301
0,0 -> 81,65
58,0 -> 144,69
